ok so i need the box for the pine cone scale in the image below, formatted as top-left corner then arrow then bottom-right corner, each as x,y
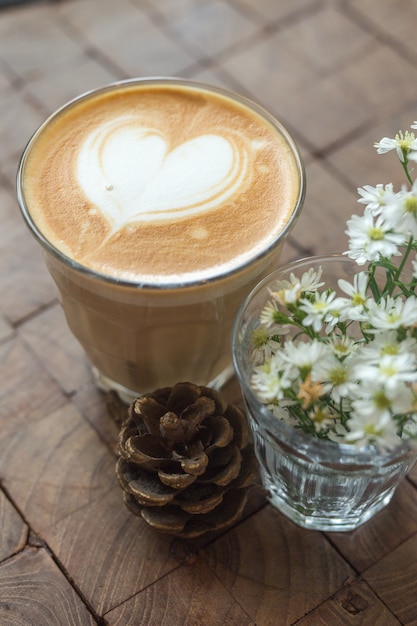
158,469 -> 197,489
200,446 -> 242,486
116,458 -> 176,506
204,416 -> 234,451
179,452 -> 209,476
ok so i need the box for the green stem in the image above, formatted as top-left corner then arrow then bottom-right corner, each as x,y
367,263 -> 381,300
392,236 -> 414,295
402,155 -> 414,186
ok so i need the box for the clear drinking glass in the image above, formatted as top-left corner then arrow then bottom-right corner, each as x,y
232,254 -> 417,531
17,78 -> 305,403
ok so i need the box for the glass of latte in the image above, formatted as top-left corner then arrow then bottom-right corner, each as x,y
17,78 -> 305,402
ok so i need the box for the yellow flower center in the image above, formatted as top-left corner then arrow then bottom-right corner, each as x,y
387,312 -> 401,324
330,369 -> 347,386
381,344 -> 398,355
380,363 -> 397,377
368,227 -> 384,241
373,390 -> 391,410
251,328 -> 269,348
352,293 -> 366,306
312,408 -> 330,424
396,130 -> 416,151
333,341 -> 349,354
364,423 -> 383,436
405,196 -> 417,217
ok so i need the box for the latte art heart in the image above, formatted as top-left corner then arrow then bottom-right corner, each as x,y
77,116 -> 249,231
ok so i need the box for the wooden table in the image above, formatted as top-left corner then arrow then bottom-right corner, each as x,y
2,0 -> 417,623
2,317 -> 417,625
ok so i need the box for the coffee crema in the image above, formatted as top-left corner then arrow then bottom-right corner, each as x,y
21,80 -> 301,284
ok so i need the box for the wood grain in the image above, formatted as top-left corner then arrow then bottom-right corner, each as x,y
0,313 -> 14,345
41,486 -> 180,615
0,229 -> 57,325
296,579 -> 401,625
0,337 -> 66,441
0,489 -> 27,562
0,547 -> 96,626
105,558 -> 255,626
364,533 -> 417,625
328,480 -> 417,572
204,505 -> 354,625
0,402 -> 116,533
72,381 -> 121,453
19,302 -> 91,396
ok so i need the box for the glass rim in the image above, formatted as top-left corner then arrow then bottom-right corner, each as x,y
231,253 -> 414,460
16,75 -> 306,291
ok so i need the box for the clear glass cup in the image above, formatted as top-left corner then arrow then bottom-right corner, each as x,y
232,254 -> 417,531
17,78 -> 305,403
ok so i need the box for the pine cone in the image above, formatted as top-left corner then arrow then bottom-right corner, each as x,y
115,382 -> 256,538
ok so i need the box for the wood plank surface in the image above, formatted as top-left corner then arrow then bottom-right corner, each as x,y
41,487 -> 183,615
327,479 -> 417,572
204,506 -> 354,625
363,534 -> 417,625
296,579 -> 402,625
105,559 -> 255,626
0,402 -> 116,533
0,547 -> 97,626
0,489 -> 27,562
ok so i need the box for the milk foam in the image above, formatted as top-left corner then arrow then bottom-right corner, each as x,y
21,82 -> 302,284
77,115 -> 248,232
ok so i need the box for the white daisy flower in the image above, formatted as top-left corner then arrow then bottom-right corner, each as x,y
324,309 -> 343,334
346,379 -> 414,448
374,136 -> 401,157
269,267 -> 325,308
345,212 -> 405,265
299,291 -> 345,333
352,352 -> 417,390
337,271 -> 370,320
308,406 -> 336,432
374,131 -> 417,162
351,379 -> 414,417
251,356 -> 291,403
355,330 -> 417,362
281,338 -> 331,373
270,278 -> 302,306
297,266 -> 324,292
345,409 -> 400,449
327,334 -> 357,358
367,295 -> 417,330
311,353 -> 356,403
357,183 -> 396,213
269,403 -> 300,428
259,300 -> 279,326
381,182 -> 417,237
250,325 -> 283,364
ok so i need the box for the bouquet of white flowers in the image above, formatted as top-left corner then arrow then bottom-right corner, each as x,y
250,121 -> 417,450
